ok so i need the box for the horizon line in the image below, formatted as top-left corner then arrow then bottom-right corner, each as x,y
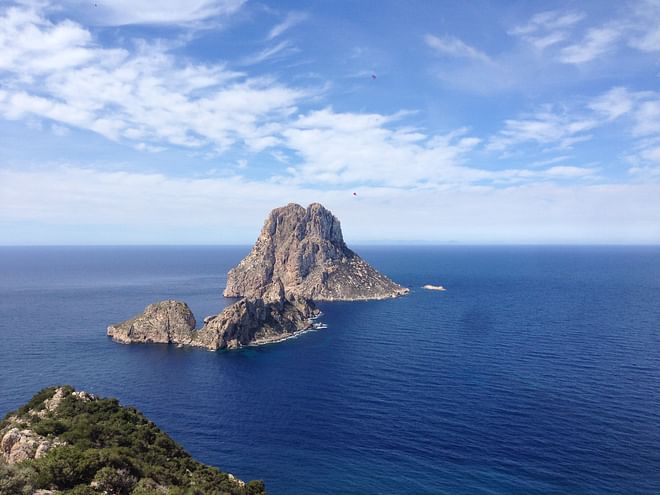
1,243 -> 659,248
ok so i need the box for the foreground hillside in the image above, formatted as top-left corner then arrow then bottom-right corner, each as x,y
0,386 -> 265,495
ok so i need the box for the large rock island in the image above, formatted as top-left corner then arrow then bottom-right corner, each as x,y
225,203 -> 408,301
107,202 -> 406,350
0,386 -> 265,494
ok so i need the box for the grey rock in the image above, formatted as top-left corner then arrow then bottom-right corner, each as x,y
224,203 -> 409,301
194,294 -> 316,349
107,300 -> 197,345
1,387 -> 70,465
108,296 -> 317,351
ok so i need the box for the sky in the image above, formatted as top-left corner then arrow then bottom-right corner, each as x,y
1,0 -> 660,245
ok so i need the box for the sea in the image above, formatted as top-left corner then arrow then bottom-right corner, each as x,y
1,246 -> 659,494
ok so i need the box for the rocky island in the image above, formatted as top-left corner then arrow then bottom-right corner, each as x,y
108,202 -> 407,350
225,203 -> 409,301
108,290 -> 317,351
0,386 -> 265,494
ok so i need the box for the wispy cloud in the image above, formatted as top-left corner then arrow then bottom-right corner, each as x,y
506,6 -> 660,70
633,99 -> 660,137
424,34 -> 491,62
589,86 -> 634,121
239,40 -> 295,65
627,0 -> 660,52
488,108 -> 598,151
558,25 -> 621,64
510,10 -> 585,36
60,0 -> 245,26
487,86 -> 654,154
267,11 -> 307,40
509,10 -> 585,50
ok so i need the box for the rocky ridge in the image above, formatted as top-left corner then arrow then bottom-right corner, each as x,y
225,203 -> 409,301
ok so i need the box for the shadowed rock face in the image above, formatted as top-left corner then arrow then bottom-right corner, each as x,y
194,294 -> 316,349
107,295 -> 317,351
224,203 -> 409,301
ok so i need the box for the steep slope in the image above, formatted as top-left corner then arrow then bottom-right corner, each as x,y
0,386 -> 265,495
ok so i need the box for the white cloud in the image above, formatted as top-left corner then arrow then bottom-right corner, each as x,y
0,166 -> 657,244
267,11 -> 307,40
488,109 -> 597,151
488,87 -> 656,153
510,10 -> 585,36
527,155 -> 570,168
627,0 -> 660,52
281,108 -> 487,187
509,6 -> 660,66
278,108 -> 600,188
558,26 -> 621,64
639,145 -> 660,162
239,40 -> 295,65
0,6 -> 101,74
543,165 -> 596,178
424,34 -> 491,62
134,142 -> 166,153
61,0 -> 245,26
589,87 -> 634,120
633,99 -> 660,136
0,5 -> 308,152
509,10 -> 585,50
631,28 -> 660,51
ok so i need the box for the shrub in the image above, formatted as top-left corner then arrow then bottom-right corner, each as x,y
63,485 -> 96,494
32,418 -> 69,436
93,466 -> 137,494
16,386 -> 59,417
0,460 -> 37,495
33,446 -> 100,489
131,477 -> 166,495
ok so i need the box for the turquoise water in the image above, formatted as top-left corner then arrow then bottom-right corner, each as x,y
1,246 -> 659,494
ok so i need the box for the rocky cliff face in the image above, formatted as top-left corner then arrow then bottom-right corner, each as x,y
107,300 -> 197,345
108,294 -> 317,351
224,203 -> 408,301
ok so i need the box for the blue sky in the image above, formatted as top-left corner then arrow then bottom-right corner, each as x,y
1,0 -> 660,244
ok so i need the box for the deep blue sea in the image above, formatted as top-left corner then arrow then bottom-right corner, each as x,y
1,246 -> 660,494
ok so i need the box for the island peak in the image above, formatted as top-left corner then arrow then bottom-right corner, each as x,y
225,202 -> 408,301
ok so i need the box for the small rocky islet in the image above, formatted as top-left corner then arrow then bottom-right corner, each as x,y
0,386 -> 265,495
108,202 -> 408,350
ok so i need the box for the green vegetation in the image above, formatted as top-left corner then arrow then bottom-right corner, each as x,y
0,386 -> 265,495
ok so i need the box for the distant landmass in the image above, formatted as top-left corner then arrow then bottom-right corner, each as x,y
108,202 -> 407,350
0,386 -> 265,494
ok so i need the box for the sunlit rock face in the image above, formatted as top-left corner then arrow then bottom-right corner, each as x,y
224,203 -> 409,301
